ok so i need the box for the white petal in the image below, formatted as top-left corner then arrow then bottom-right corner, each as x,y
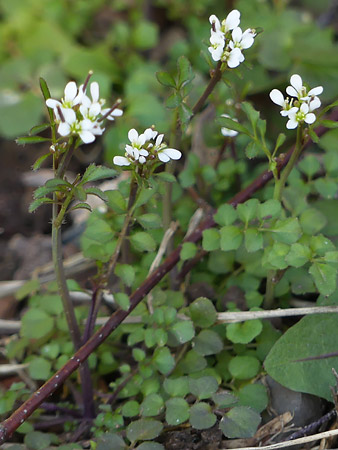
280,110 -> 290,117
128,128 -> 138,143
300,103 -> 309,114
209,14 -> 221,31
227,48 -> 244,68
158,152 -> 170,163
286,86 -> 298,98
81,119 -> 95,130
80,130 -> 95,143
309,97 -> 321,111
140,149 -> 149,157
143,128 -> 158,141
90,82 -> 99,102
114,156 -> 131,166
286,119 -> 298,129
133,148 -> 140,159
64,81 -> 77,101
290,74 -> 303,92
125,145 -> 134,156
221,127 -> 238,137
232,27 -> 242,43
162,148 -> 182,160
89,102 -> 101,117
308,86 -> 323,96
62,108 -> 76,124
46,99 -> 61,109
225,9 -> 240,31
209,46 -> 223,61
155,134 -> 164,146
110,108 -> 123,117
305,113 -> 316,124
81,95 -> 91,108
58,122 -> 71,136
269,89 -> 285,107
139,156 -> 146,164
240,29 -> 255,49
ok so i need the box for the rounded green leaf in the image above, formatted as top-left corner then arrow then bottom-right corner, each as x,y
237,199 -> 259,224
165,398 -> 190,425
153,347 -> 175,374
309,262 -> 337,296
300,208 -> 327,235
213,204 -> 238,226
202,228 -> 220,252
180,242 -> 197,261
238,384 -> 268,412
122,401 -> 140,418
298,155 -> 321,178
24,431 -> 52,450
140,394 -> 164,417
269,218 -> 302,244
115,292 -> 130,311
244,229 -> 263,253
226,320 -> 263,344
212,391 -> 238,408
220,226 -> 243,251
137,213 -> 162,229
169,320 -> 195,344
115,264 -> 135,287
189,402 -> 216,430
220,406 -> 261,438
258,199 -> 282,220
189,297 -> 217,328
163,377 -> 189,397
28,357 -> 52,380
228,356 -> 260,380
176,350 -> 207,374
193,330 -> 223,355
285,243 -> 311,268
130,232 -> 156,252
21,309 -> 54,340
126,419 -> 163,443
188,376 -> 218,400
136,443 -> 164,450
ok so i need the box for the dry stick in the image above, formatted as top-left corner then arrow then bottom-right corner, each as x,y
1,113 -> 337,444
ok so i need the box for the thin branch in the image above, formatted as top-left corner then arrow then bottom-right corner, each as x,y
192,61 -> 222,115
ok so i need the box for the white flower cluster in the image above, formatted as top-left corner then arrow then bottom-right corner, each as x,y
208,10 -> 256,68
270,74 -> 323,129
46,78 -> 123,144
113,128 -> 182,167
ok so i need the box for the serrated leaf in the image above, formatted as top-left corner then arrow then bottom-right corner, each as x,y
264,313 -> 338,401
285,243 -> 311,268
202,228 -> 220,251
165,398 -> 190,426
29,197 -> 54,213
220,226 -> 243,251
126,419 -> 163,443
81,164 -> 117,183
189,402 -> 216,430
84,187 -> 108,202
32,153 -> 51,171
115,264 -> 135,287
134,185 -> 158,208
137,213 -> 162,229
219,116 -> 250,135
155,172 -> 176,183
29,123 -> 51,136
156,71 -> 176,88
268,218 -> 302,244
258,199 -> 282,220
214,204 -> 238,226
309,262 -> 337,296
177,55 -> 194,88
220,406 -> 261,438
69,202 -> 92,212
106,190 -> 127,213
244,229 -> 263,253
16,136 -> 51,145
73,186 -> 87,202
130,232 -> 156,252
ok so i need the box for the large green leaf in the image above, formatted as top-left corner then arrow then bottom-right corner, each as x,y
265,314 -> 338,401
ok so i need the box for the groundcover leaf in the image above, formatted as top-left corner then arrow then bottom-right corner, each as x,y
226,319 -> 263,344
165,398 -> 190,425
20,309 -> 54,339
136,443 -> 164,450
309,262 -> 337,296
126,419 -> 163,443
189,402 -> 216,430
189,297 -> 217,328
189,376 -> 218,400
220,406 -> 261,438
265,314 -> 338,401
24,431 -> 52,450
268,218 -> 302,244
193,329 -> 223,355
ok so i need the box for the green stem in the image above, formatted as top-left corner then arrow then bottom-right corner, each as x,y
264,125 -> 304,308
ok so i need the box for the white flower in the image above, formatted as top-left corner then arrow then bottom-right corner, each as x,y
153,134 -> 182,163
113,146 -> 149,166
220,114 -> 238,137
46,81 -> 84,112
286,103 -> 316,129
208,31 -> 225,61
101,107 -> 123,121
229,27 -> 256,51
209,14 -> 221,33
269,89 -> 293,117
227,47 -> 245,68
128,128 -> 147,148
222,10 -> 241,33
57,109 -> 97,143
